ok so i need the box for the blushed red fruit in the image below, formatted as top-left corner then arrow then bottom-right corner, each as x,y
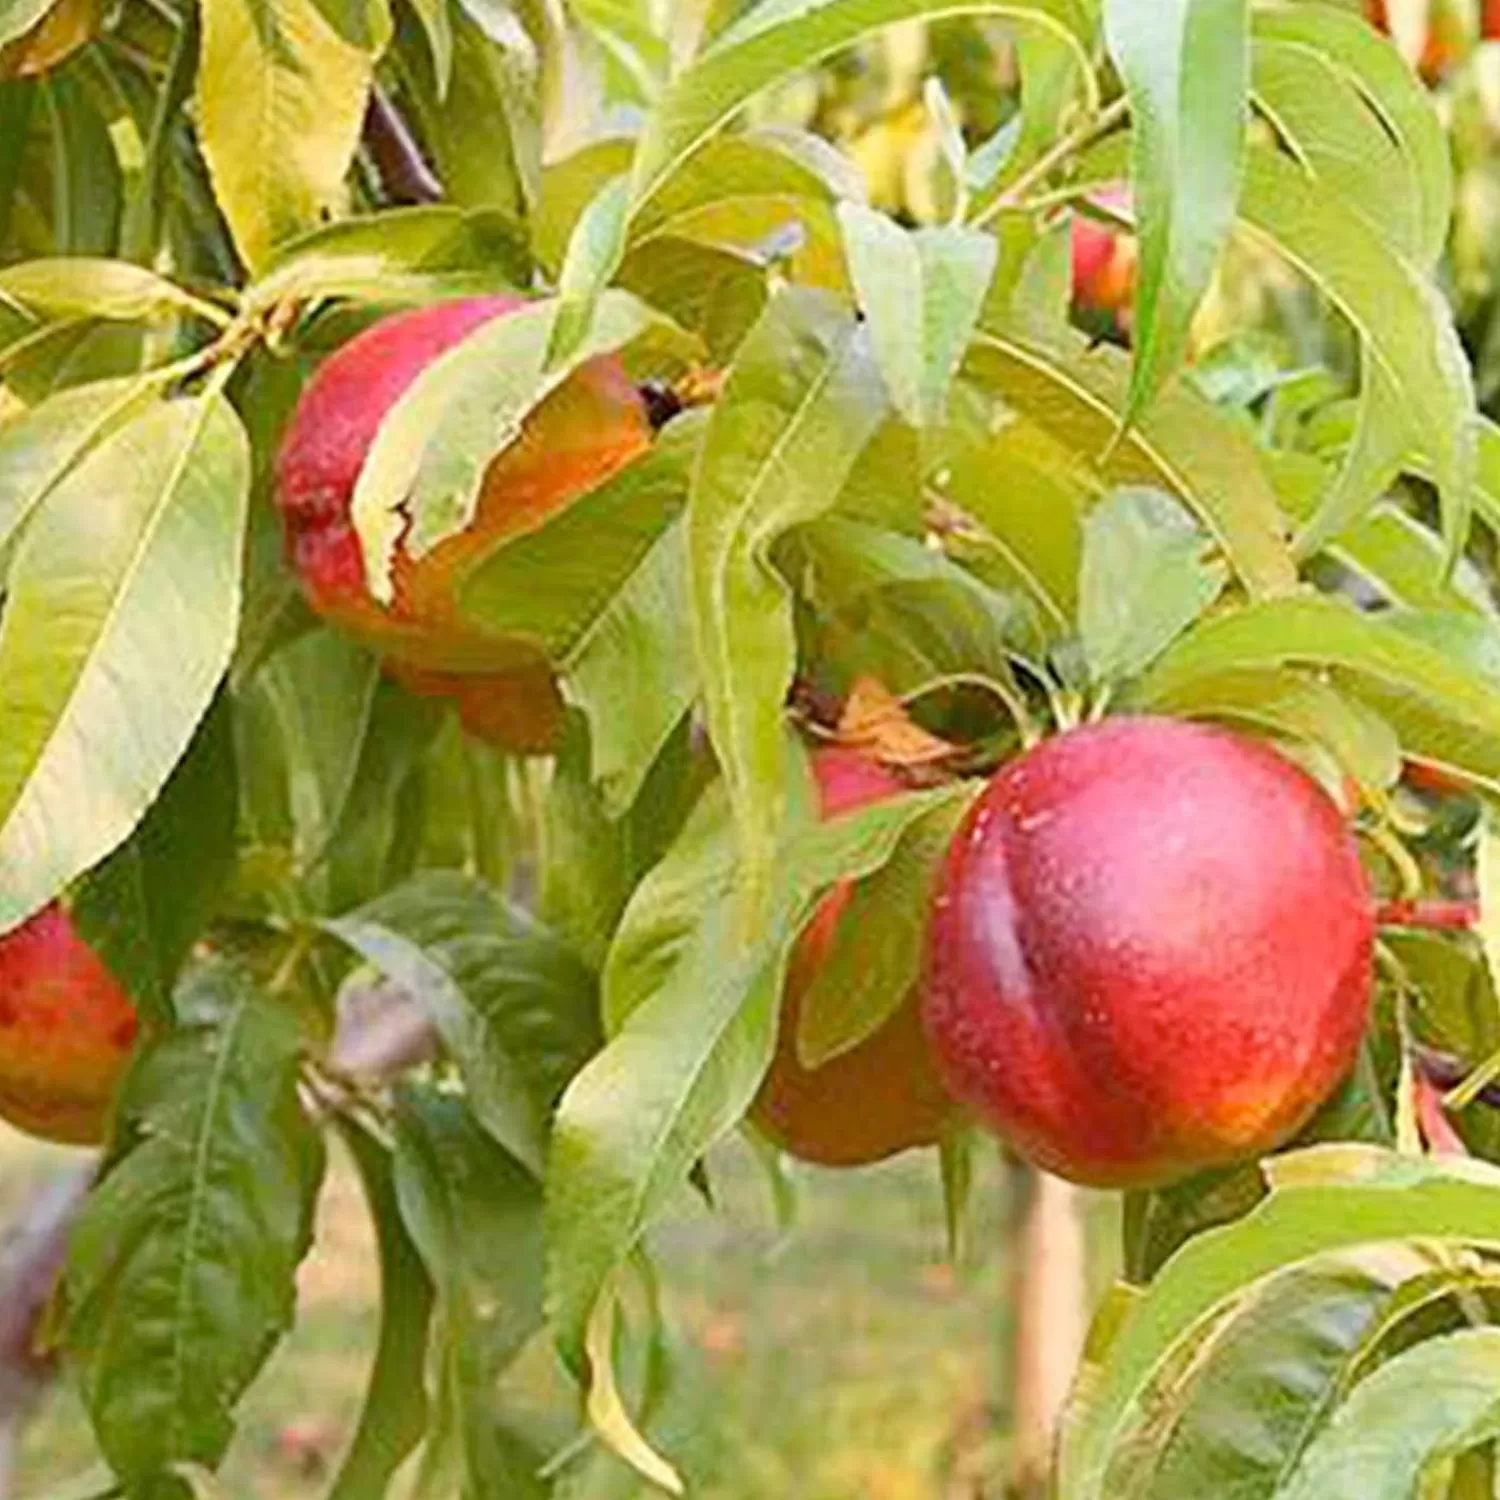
275,296 -> 652,752
1071,186 -> 1136,323
1365,0 -> 1463,80
0,904 -> 137,1145
750,748 -> 960,1167
923,717 -> 1373,1189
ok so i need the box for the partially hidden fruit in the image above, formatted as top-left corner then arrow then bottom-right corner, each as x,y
0,0 -> 101,80
0,904 -> 137,1145
275,296 -> 652,754
1366,0 -> 1465,81
924,717 -> 1373,1188
750,748 -> 960,1167
1071,186 -> 1136,328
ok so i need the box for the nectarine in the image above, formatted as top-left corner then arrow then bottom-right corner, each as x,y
0,904 -> 137,1145
750,748 -> 959,1167
1071,187 -> 1136,328
275,296 -> 652,753
923,717 -> 1373,1188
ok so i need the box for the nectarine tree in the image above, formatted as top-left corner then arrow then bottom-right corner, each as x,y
6,0 -> 1500,1497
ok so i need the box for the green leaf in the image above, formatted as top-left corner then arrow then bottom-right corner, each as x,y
1104,0 -> 1249,425
795,515 -> 1028,688
548,778 -> 969,1372
0,0 -> 55,47
247,207 -> 528,309
627,0 -> 1095,222
795,783 -> 978,1067
549,175 -> 632,370
630,126 -> 861,277
457,406 -> 699,814
1109,1254 -> 1426,1499
0,375 -> 157,568
256,629 -> 444,912
964,326 -> 1297,598
1236,143 -> 1475,566
537,137 -> 637,275
459,410 -> 696,660
395,5 -> 537,230
70,694 -> 239,1025
393,1087 -> 550,1500
1129,596 -> 1500,793
327,1116 -> 435,1500
1269,450 -> 1492,617
350,288 -> 683,597
687,288 -> 888,913
197,0 -> 382,270
37,75 -> 121,257
1251,0 -> 1452,268
329,871 -> 601,1177
598,773 -> 759,1037
1140,667 -> 1401,792
0,393 -> 250,931
1077,485 -> 1227,685
838,205 -> 996,429
1279,1330 -> 1500,1500
1250,36 -> 1422,264
1292,369 -> 1409,561
0,259 -> 221,328
1058,1148 -> 1500,1500
564,518 -> 698,817
64,960 -> 325,1487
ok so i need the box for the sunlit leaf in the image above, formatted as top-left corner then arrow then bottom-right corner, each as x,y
687,288 -> 888,912
0,393 -> 249,931
197,0 -> 383,269
1105,0 -> 1249,424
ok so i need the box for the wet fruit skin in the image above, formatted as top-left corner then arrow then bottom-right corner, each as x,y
0,904 -> 137,1145
923,717 -> 1374,1189
750,748 -> 960,1167
275,296 -> 652,754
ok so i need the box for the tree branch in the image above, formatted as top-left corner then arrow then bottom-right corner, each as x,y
362,85 -> 444,207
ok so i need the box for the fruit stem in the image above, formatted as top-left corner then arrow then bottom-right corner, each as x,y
1376,898 -> 1479,930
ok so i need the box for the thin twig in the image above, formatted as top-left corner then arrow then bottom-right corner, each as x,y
970,96 -> 1130,232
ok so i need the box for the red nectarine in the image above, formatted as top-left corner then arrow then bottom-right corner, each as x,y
923,717 -> 1373,1188
275,296 -> 652,753
1071,187 -> 1136,327
0,904 -> 137,1145
750,748 -> 959,1167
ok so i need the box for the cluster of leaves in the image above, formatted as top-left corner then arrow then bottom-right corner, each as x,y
11,0 -> 1500,1495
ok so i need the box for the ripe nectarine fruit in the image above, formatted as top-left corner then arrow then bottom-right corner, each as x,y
0,904 -> 137,1145
1365,0 -> 1464,81
1071,187 -> 1136,327
275,296 -> 652,754
750,748 -> 959,1167
923,717 -> 1373,1188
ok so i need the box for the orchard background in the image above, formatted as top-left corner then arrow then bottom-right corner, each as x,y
10,0 -> 1500,1497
